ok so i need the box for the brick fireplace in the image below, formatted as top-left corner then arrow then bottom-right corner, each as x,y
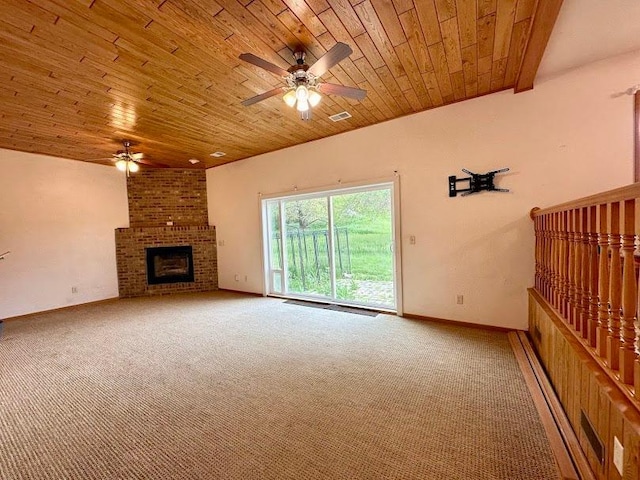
115,169 -> 218,297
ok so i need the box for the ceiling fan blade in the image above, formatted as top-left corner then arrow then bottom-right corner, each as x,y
239,53 -> 289,77
131,152 -> 144,160
241,87 -> 284,106
308,42 -> 352,77
84,158 -> 116,166
318,83 -> 367,101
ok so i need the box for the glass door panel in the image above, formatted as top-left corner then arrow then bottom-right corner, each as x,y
266,200 -> 284,293
331,189 -> 395,308
283,197 -> 331,297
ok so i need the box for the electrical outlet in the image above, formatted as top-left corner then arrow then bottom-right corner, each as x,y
456,295 -> 464,305
71,286 -> 78,294
613,436 -> 624,475
409,235 -> 416,245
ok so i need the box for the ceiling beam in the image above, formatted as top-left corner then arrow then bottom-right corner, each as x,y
514,0 -> 564,93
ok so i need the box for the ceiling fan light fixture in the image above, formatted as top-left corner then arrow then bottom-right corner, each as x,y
115,159 -> 127,172
283,90 -> 297,107
296,98 -> 309,112
308,89 -> 321,107
295,85 -> 309,101
128,161 -> 139,173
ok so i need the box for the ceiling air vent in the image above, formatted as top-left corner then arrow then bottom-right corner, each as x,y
329,111 -> 352,122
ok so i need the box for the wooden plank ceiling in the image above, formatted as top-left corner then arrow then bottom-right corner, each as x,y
0,0 -> 562,169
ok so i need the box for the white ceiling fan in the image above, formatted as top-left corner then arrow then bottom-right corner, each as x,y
86,140 -> 168,175
112,140 -> 143,175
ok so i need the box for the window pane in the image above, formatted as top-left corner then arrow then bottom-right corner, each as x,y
332,189 -> 394,307
283,197 -> 331,297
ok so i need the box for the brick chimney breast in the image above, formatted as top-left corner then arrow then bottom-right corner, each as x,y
115,169 -> 217,297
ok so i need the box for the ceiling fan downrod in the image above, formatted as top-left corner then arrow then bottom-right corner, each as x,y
116,139 -> 140,176
293,51 -> 305,67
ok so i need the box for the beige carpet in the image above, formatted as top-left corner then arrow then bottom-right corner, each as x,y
0,291 -> 559,479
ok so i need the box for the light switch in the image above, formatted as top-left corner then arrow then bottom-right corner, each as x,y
613,436 -> 623,475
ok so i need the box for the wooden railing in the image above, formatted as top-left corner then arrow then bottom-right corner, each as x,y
532,184 -> 640,400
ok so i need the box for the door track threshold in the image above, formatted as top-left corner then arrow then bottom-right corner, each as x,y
283,299 -> 381,317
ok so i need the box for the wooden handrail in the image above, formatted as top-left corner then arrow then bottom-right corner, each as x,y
532,183 -> 640,216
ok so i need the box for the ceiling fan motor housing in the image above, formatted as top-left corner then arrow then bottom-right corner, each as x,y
294,51 -> 305,64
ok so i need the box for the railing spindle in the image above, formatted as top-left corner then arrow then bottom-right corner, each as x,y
619,199 -> 637,384
575,209 -> 584,329
596,203 -> 610,358
540,216 -> 544,292
580,208 -> 590,338
608,202 -> 622,371
560,211 -> 569,317
635,248 -> 640,393
534,215 -> 541,291
587,205 -> 599,346
544,215 -> 551,300
544,215 -> 551,301
547,213 -> 555,306
567,210 -> 576,328
552,212 -> 560,309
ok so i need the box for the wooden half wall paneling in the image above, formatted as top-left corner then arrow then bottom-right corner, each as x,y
528,289 -> 640,480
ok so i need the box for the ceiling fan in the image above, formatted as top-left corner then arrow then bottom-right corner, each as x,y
87,140 -> 168,175
239,42 -> 367,120
112,140 -> 144,175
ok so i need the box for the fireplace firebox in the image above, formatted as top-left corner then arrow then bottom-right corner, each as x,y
146,246 -> 194,285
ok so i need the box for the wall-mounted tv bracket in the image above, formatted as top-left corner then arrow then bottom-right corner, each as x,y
448,168 -> 510,197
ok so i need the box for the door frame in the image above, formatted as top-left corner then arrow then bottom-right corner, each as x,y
259,175 -> 403,315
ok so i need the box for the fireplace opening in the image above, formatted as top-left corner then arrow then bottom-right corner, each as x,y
146,246 -> 194,285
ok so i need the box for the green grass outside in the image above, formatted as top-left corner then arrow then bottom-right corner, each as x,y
334,214 -> 393,281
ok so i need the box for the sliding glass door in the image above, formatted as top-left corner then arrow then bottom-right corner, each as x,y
263,183 -> 397,310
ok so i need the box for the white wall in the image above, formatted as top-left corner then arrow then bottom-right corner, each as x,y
0,149 -> 129,318
207,50 -> 640,330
